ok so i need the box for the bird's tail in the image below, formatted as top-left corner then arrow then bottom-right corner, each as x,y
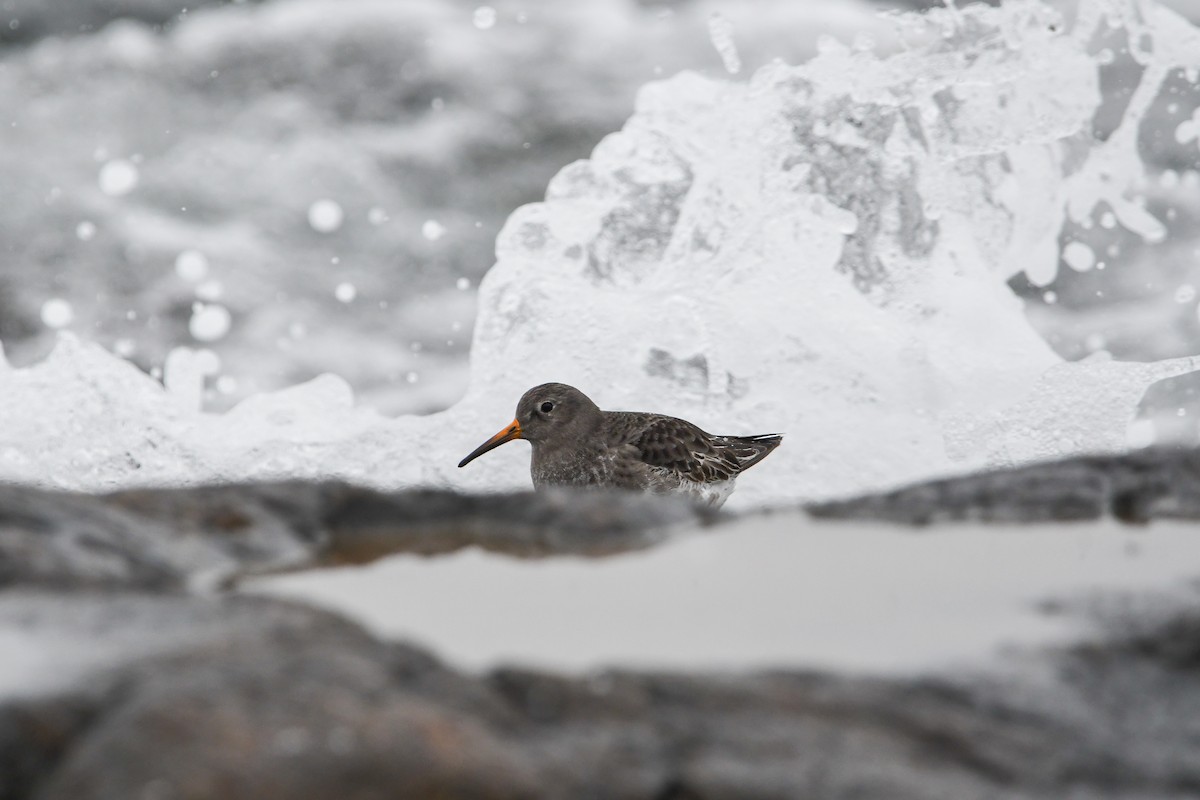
726,433 -> 783,472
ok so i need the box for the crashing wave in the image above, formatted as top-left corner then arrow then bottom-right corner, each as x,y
2,0 -> 1198,506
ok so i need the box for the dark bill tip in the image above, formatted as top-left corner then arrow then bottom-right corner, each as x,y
457,420 -> 523,468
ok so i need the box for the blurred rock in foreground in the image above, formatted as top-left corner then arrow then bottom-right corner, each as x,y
0,484 -> 706,590
2,448 -> 1200,798
810,447 -> 1200,525
3,586 -> 1199,800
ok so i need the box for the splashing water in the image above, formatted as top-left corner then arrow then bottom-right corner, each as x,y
707,13 -> 742,75
1,0 -> 1198,506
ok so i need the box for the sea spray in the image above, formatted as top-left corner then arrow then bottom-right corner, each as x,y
1,0 -> 1197,506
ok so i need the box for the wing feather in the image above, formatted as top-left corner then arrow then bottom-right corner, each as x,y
607,413 -> 782,485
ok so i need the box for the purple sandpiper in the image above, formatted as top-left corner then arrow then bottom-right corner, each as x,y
458,383 -> 782,507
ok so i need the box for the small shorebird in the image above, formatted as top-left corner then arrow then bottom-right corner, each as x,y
458,383 -> 781,507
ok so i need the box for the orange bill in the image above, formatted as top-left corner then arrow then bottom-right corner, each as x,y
457,419 -> 523,467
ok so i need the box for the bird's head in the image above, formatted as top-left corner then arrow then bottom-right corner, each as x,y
457,383 -> 602,467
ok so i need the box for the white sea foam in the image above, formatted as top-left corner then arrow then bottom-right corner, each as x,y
1,0 -> 1197,506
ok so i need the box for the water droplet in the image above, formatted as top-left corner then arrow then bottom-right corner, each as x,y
335,282 -> 357,303
308,199 -> 344,233
1062,241 -> 1095,272
456,277 -> 470,291
473,6 -> 496,29
189,304 -> 231,342
1174,284 -> 1195,304
422,219 -> 446,241
406,371 -> 419,384
707,12 -> 741,75
367,207 -> 389,225
175,249 -> 209,282
113,338 -> 135,357
75,221 -> 97,241
40,299 -> 73,328
98,159 -> 139,197
1175,118 -> 1199,145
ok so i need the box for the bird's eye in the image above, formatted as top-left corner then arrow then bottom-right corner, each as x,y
540,401 -> 554,414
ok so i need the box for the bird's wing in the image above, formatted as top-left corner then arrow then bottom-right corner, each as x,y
611,413 -> 767,485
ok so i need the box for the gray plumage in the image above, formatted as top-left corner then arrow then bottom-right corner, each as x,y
458,383 -> 782,507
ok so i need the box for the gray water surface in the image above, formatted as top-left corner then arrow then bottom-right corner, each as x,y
250,513 -> 1200,675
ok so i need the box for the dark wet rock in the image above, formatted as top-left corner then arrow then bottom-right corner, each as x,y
1069,589 -> 1200,671
0,591 -> 539,800
5,445 -> 1197,594
319,486 -> 708,562
0,692 -> 97,800
0,483 -> 311,590
1,586 -> 1199,800
0,483 -> 707,590
3,449 -> 1200,797
807,447 -> 1200,525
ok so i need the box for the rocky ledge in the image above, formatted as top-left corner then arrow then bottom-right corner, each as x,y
1,449 -> 1199,799
809,447 -> 1200,524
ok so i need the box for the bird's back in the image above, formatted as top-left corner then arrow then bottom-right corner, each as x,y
600,411 -> 781,504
